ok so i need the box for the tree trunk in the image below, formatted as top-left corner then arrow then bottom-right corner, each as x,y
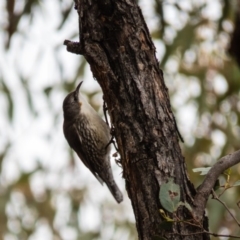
66,0 -> 210,239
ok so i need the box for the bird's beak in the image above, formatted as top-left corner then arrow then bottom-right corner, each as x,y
74,81 -> 83,100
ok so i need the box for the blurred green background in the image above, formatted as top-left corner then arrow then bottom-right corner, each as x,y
0,0 -> 240,239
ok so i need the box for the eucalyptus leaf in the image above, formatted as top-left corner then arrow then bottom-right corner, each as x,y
192,167 -> 212,175
233,180 -> 240,187
159,178 -> 181,213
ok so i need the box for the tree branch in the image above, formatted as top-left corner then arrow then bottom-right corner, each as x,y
193,150 -> 240,221
63,40 -> 83,55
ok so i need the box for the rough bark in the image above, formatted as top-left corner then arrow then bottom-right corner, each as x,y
66,0 -> 210,239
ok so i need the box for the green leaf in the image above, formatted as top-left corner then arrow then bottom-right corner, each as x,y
183,202 -> 193,212
232,180 -> 240,187
176,201 -> 192,212
192,167 -> 211,175
159,178 -> 181,213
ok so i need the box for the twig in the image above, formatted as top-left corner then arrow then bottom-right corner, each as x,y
174,214 -> 203,230
169,215 -> 240,239
212,190 -> 240,227
193,150 -> 240,221
218,186 -> 230,198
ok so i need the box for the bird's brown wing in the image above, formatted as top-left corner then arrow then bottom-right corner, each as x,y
72,122 -> 105,185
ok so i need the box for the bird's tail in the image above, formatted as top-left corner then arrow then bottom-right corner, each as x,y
105,180 -> 123,204
96,170 -> 123,203
97,156 -> 123,203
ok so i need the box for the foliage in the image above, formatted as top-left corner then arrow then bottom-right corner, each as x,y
0,0 -> 240,239
159,178 -> 181,213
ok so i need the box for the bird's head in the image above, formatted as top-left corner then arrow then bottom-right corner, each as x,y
63,81 -> 83,120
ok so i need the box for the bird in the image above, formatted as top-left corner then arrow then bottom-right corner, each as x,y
62,81 -> 123,203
